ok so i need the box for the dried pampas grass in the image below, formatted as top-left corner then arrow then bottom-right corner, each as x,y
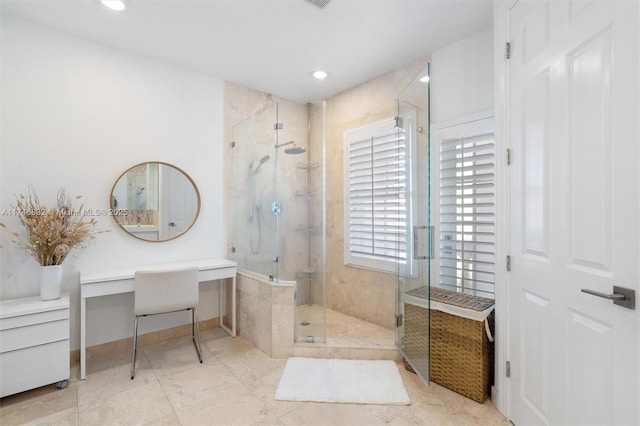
1,185 -> 104,266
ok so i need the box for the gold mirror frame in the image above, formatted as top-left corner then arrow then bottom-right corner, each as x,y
110,161 -> 201,242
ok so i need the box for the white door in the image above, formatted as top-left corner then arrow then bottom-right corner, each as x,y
166,166 -> 198,238
508,0 -> 639,424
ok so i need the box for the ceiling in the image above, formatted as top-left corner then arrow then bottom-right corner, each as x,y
0,0 -> 493,103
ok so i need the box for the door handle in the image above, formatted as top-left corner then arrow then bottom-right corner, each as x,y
413,225 -> 435,260
428,225 -> 434,260
413,226 -> 427,260
581,286 -> 636,310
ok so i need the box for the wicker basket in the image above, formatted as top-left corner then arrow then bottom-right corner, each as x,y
404,287 -> 495,403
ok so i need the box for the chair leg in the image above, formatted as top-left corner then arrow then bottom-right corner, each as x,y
192,307 -> 203,363
131,316 -> 139,380
191,308 -> 195,339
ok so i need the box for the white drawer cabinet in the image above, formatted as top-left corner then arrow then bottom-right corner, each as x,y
0,294 -> 70,397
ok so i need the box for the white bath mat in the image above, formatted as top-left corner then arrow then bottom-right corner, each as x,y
275,357 -> 410,405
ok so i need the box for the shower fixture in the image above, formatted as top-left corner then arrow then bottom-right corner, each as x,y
285,146 -> 306,155
275,141 -> 306,155
250,155 -> 270,176
249,154 -> 270,254
249,155 -> 270,221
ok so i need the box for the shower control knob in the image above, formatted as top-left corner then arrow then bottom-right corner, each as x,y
271,201 -> 282,216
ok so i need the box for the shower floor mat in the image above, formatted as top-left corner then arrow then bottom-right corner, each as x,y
275,357 -> 410,405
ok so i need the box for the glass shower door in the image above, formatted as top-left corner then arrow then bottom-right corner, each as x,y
397,63 -> 431,383
231,105 -> 278,278
230,100 -> 327,344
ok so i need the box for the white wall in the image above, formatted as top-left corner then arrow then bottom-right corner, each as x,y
0,16 -> 226,349
431,28 -> 494,125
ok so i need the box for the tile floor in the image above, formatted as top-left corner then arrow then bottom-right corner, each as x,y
0,329 -> 509,425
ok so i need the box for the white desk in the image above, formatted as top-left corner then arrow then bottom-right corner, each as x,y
80,258 -> 236,380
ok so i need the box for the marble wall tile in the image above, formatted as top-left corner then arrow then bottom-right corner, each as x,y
323,56 -> 430,330
237,274 -> 271,355
254,281 -> 273,355
225,85 -> 313,282
363,276 -> 397,327
324,203 -> 342,234
271,303 -> 294,358
224,82 -> 276,259
272,285 -> 294,305
236,273 -> 294,358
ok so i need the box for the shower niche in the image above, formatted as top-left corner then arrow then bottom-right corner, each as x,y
231,100 -> 326,343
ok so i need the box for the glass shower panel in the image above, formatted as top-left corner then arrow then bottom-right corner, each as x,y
397,63 -> 431,384
272,101 -> 308,284
231,105 -> 278,278
292,101 -> 326,343
231,100 -> 327,344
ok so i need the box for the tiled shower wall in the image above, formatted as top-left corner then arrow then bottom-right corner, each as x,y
323,56 -> 430,329
224,84 -> 312,285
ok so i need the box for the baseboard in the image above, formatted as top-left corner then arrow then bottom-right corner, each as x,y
69,317 -> 220,366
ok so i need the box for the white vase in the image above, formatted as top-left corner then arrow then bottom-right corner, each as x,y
40,264 -> 63,300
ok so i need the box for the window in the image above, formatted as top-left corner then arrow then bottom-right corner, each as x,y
439,131 -> 495,297
343,113 -> 415,274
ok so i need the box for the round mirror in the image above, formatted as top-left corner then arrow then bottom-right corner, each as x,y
110,162 -> 201,241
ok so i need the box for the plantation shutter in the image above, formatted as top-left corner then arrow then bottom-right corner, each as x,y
345,119 -> 409,272
439,132 -> 495,297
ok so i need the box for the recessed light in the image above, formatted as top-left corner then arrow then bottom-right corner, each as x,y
312,70 -> 328,80
101,0 -> 126,11
419,75 -> 430,83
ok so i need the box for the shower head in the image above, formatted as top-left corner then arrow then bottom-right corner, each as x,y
250,155 -> 270,175
285,146 -> 306,155
275,140 -> 306,155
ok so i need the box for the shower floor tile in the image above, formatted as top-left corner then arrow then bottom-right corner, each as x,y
296,304 -> 395,342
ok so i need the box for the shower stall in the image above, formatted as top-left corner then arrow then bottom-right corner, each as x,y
231,100 -> 327,343
229,64 -> 433,381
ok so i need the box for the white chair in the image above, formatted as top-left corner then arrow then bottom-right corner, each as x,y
131,267 -> 202,379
